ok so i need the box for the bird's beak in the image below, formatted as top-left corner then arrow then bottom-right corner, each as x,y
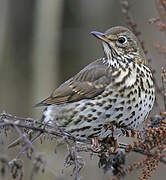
91,31 -> 109,43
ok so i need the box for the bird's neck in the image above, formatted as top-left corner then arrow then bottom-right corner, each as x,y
102,42 -> 147,67
103,51 -> 146,69
102,54 -> 131,69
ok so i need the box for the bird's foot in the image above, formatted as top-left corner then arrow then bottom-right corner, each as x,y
104,121 -> 137,138
108,138 -> 119,153
89,136 -> 99,152
101,136 -> 119,153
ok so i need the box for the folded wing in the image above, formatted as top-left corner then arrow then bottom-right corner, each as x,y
35,59 -> 113,106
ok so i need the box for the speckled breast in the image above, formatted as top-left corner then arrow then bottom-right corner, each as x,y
43,62 -> 155,140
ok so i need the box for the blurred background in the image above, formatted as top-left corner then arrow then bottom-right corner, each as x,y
0,0 -> 165,179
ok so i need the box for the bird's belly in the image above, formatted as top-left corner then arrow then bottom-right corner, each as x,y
43,85 -> 155,141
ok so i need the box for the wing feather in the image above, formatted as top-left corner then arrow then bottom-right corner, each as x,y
35,59 -> 113,106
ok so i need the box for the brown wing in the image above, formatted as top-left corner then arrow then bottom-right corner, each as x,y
35,59 -> 113,106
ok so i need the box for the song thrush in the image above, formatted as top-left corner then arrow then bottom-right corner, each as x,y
36,26 -> 155,141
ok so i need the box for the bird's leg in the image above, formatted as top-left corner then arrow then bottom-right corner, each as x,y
103,136 -> 119,153
110,137 -> 119,152
102,122 -> 119,152
103,121 -> 115,137
89,136 -> 99,151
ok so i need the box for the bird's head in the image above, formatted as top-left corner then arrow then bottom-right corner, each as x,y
91,26 -> 146,64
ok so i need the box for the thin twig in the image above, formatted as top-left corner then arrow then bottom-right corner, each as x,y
161,66 -> 166,110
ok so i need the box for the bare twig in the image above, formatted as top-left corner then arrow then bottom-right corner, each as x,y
161,66 -> 166,110
1,110 -> 166,180
0,112 -> 79,142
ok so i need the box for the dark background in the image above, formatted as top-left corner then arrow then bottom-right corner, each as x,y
0,0 -> 165,179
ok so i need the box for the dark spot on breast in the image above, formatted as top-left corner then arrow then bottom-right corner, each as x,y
140,100 -> 142,104
146,79 -> 151,88
92,117 -> 97,120
79,126 -> 91,131
127,91 -> 134,98
97,96 -> 102,100
135,104 -> 138,108
128,121 -> 134,126
96,102 -> 103,106
86,102 -> 95,106
132,111 -> 135,116
87,119 -> 92,122
115,114 -> 123,119
125,118 -> 129,121
119,87 -> 125,93
127,100 -> 131,104
121,101 -> 125,105
120,94 -> 124,98
132,62 -> 136,69
146,73 -> 149,77
109,99 -> 112,103
91,108 -> 96,112
136,67 -> 140,73
80,106 -> 87,111
93,127 -> 102,131
134,89 -> 137,94
135,78 -> 139,85
132,97 -> 136,102
74,119 -> 82,125
104,105 -> 113,110
97,111 -> 102,116
102,100 -> 107,104
140,70 -> 145,77
109,91 -> 113,95
88,114 -> 93,118
73,111 -> 78,115
140,78 -> 144,91
81,134 -> 86,137
98,124 -> 103,127
115,107 -> 124,111
106,114 -> 111,118
112,99 -> 117,103
138,86 -> 141,97
70,126 -> 91,133
150,75 -> 153,81
127,106 -> 132,110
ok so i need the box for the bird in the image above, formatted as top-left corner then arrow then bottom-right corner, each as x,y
36,26 -> 155,142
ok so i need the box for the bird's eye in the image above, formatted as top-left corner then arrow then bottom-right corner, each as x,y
117,36 -> 126,44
